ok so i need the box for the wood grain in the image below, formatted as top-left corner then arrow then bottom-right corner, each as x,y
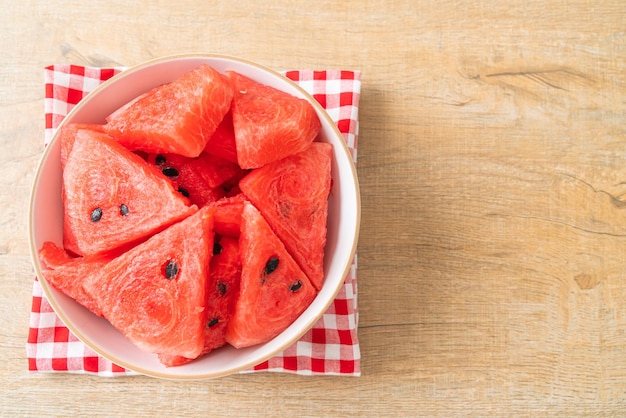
1,0 -> 625,416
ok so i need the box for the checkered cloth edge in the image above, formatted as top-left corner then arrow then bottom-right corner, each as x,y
27,64 -> 361,377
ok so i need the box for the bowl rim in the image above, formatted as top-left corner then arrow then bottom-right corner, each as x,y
28,53 -> 361,380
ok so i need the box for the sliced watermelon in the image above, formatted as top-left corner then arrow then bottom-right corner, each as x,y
239,142 -> 332,290
104,64 -> 234,158
226,203 -> 316,349
226,71 -> 321,169
89,207 -> 214,361
62,129 -> 196,256
39,64 -> 331,366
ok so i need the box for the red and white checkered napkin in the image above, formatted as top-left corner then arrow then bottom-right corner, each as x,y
27,65 -> 361,377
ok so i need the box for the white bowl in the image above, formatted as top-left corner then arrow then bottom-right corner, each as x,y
28,54 -> 361,380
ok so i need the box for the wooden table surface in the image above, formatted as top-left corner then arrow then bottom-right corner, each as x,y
2,1 -> 625,416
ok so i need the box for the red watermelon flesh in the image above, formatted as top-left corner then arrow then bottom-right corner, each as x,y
226,71 -> 321,169
210,194 -> 246,237
39,241 -> 73,269
104,64 -> 234,158
203,110 -> 238,164
38,241 -> 114,317
239,142 -> 332,290
203,235 -> 242,352
226,203 -> 316,349
218,167 -> 250,198
62,129 -> 196,257
105,89 -> 151,122
87,206 -> 214,361
158,235 -> 242,367
146,151 -> 242,207
58,123 -> 106,170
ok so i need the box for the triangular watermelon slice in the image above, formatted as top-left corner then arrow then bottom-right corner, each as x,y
89,206 -> 214,360
62,129 -> 197,256
226,202 -> 316,349
226,71 -> 321,169
104,64 -> 234,158
39,207 -> 214,362
239,142 -> 332,290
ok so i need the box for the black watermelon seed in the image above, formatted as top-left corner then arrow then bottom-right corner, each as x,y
164,261 -> 179,280
119,204 -> 129,216
91,208 -> 103,222
213,242 -> 223,255
208,317 -> 219,328
155,154 -> 166,165
264,257 -> 279,275
290,280 -> 303,292
162,166 -> 179,178
177,186 -> 190,198
217,281 -> 227,296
